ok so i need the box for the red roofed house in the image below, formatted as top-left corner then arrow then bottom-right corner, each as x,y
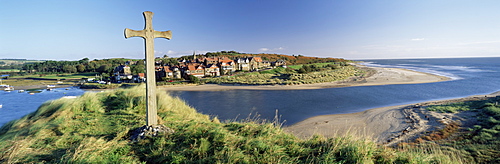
204,57 -> 219,65
249,56 -> 263,71
219,61 -> 235,75
184,64 -> 205,78
205,64 -> 220,77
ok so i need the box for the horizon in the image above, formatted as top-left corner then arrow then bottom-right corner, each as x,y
4,53 -> 500,62
2,1 -> 500,60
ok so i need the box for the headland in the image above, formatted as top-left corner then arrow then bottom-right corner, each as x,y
162,64 -> 451,91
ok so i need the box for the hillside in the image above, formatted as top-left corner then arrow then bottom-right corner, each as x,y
0,86 -> 457,163
187,51 -> 348,65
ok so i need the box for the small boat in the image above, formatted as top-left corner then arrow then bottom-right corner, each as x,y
4,87 -> 14,91
1,85 -> 14,91
18,90 -> 25,93
0,104 -> 2,108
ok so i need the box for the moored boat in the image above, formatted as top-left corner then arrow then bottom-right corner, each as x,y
1,85 -> 14,91
47,85 -> 56,91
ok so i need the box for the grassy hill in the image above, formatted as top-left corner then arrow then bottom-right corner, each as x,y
205,62 -> 361,85
0,86 -> 458,163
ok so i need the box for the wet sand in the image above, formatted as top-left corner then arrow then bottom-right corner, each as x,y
284,91 -> 500,145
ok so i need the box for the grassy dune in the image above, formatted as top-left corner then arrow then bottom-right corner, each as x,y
206,63 -> 361,85
411,96 -> 500,163
0,86 -> 459,163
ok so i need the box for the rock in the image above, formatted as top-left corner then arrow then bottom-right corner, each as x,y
130,124 -> 175,142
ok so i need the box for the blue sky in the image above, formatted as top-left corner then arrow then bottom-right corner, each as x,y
1,0 -> 500,60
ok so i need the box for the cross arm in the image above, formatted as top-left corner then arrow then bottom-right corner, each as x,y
124,28 -> 146,39
154,30 -> 172,40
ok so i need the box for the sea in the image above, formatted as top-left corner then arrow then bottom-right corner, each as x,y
1,57 -> 500,127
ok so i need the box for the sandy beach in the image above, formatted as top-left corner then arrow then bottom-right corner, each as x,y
162,65 -> 451,91
284,91 -> 500,146
13,84 -> 74,90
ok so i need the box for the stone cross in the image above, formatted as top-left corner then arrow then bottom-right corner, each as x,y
124,11 -> 171,126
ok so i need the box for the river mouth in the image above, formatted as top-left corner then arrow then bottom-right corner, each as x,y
169,58 -> 500,126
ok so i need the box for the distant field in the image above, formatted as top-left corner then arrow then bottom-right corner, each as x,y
0,78 -> 64,87
13,73 -> 98,80
0,69 -> 20,72
0,59 -> 43,66
1,73 -> 97,87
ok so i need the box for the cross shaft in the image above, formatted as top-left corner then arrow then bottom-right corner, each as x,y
124,11 -> 171,126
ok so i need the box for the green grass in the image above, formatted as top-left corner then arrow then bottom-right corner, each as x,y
0,69 -> 20,72
0,86 -> 460,163
287,62 -> 341,70
259,67 -> 288,74
426,102 -> 474,113
1,78 -> 66,87
417,96 -> 500,163
13,72 -> 97,80
205,64 -> 359,85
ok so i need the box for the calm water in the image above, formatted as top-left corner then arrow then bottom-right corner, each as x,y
170,57 -> 500,126
0,87 -> 85,126
1,57 -> 499,127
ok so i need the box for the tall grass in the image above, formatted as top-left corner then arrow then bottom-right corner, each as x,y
416,96 -> 500,163
0,85 -> 460,163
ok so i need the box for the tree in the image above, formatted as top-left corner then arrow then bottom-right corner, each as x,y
97,64 -> 112,74
79,58 -> 90,64
188,75 -> 200,84
131,64 -> 145,74
303,65 -> 312,73
76,64 -> 85,72
160,58 -> 179,66
297,67 -> 307,74
131,60 -> 145,74
86,62 -> 97,72
62,65 -> 77,73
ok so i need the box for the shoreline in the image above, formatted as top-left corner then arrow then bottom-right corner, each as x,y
10,84 -> 75,90
7,65 -> 451,92
161,65 -> 451,91
284,91 -> 500,145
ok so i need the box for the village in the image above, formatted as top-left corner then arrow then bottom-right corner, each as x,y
111,54 -> 287,83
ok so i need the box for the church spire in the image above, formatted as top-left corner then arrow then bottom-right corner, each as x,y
193,51 -> 196,61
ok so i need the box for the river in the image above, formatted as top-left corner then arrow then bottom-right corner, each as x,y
169,57 -> 500,126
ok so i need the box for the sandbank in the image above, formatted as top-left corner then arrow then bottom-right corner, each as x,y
284,91 -> 500,146
161,65 -> 451,91
13,84 -> 74,90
